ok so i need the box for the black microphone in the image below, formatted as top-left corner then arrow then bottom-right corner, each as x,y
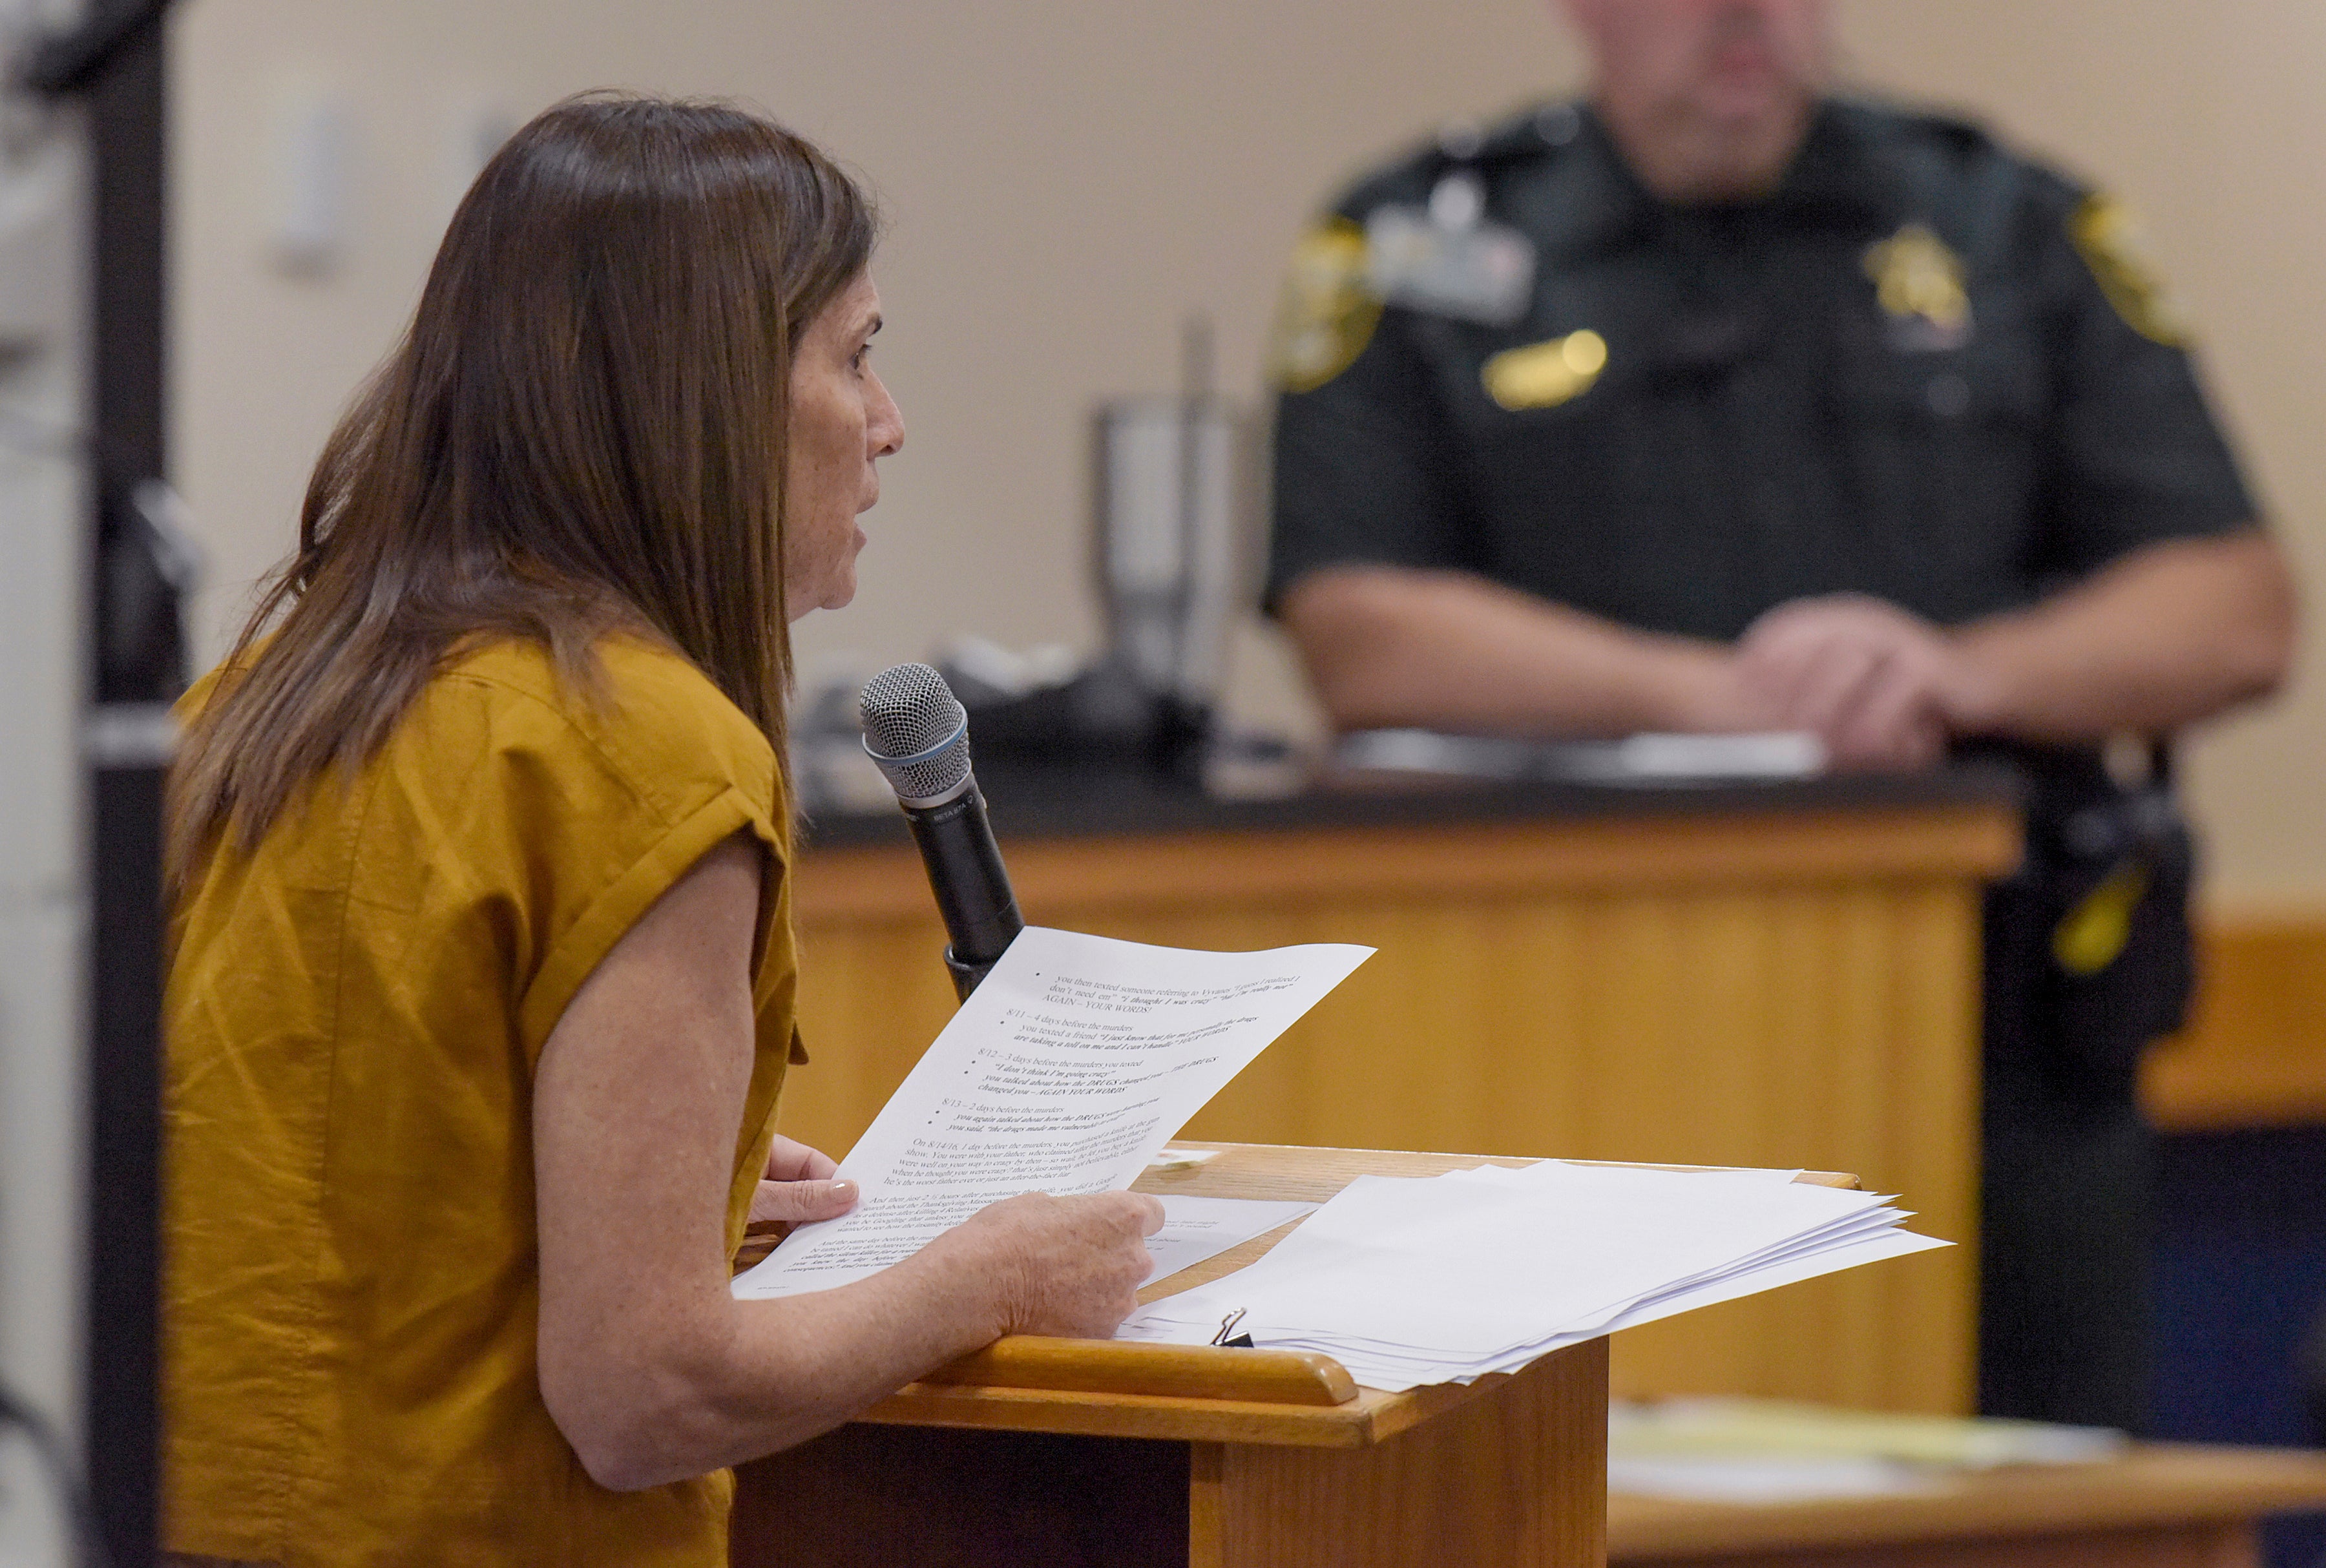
859,664 -> 1024,1000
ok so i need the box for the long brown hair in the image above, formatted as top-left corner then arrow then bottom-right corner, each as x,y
169,92 -> 876,885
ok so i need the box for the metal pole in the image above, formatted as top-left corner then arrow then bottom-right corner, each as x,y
81,2 -> 171,1554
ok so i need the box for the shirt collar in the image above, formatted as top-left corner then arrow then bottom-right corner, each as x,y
1514,99 -> 1907,262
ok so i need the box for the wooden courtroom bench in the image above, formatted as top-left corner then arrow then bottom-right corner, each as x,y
1608,1442 -> 2326,1568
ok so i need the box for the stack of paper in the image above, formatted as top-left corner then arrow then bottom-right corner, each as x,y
1117,1161 -> 1945,1392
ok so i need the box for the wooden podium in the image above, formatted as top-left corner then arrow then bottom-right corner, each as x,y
731,1142 -> 1856,1568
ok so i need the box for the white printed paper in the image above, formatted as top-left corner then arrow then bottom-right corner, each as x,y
733,927 -> 1371,1299
1146,1197 -> 1318,1287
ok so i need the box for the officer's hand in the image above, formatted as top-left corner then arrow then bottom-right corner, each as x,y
1737,595 -> 1958,771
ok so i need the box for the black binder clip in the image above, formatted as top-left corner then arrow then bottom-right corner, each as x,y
1210,1308 -> 1253,1350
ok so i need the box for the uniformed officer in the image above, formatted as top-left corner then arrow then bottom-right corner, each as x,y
1267,0 -> 2297,1430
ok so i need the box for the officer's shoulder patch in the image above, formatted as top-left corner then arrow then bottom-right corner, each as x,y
2068,193 -> 2187,346
1269,217 -> 1384,393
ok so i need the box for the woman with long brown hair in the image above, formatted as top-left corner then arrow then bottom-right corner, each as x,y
163,94 -> 1157,1566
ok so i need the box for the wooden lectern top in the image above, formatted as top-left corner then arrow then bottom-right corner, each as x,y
815,1141 -> 1856,1451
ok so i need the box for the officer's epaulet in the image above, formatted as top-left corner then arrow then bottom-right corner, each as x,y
1909,107 -> 1998,161
1880,103 -> 2102,229
1330,101 -> 1579,223
1829,97 -> 2002,172
1837,98 -> 2036,268
1469,101 -> 1582,165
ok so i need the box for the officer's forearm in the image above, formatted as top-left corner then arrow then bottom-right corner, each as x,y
1279,565 -> 1765,738
1944,530 -> 2296,743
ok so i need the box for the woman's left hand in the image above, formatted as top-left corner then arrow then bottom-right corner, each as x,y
749,1135 -> 857,1228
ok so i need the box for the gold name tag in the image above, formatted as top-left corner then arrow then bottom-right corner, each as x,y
1482,329 -> 1607,411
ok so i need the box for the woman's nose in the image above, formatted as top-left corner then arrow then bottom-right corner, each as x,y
868,371 -> 904,458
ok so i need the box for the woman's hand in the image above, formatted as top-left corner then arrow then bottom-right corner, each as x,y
749,1135 -> 857,1228
937,1191 -> 1164,1340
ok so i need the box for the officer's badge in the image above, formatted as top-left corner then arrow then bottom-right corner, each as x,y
1863,222 -> 1973,352
1270,218 -> 1384,393
1482,329 -> 1606,411
2069,194 -> 2186,346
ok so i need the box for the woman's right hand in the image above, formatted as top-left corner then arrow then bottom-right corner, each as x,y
946,1191 -> 1164,1339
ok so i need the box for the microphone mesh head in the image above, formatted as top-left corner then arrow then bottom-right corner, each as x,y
859,662 -> 972,801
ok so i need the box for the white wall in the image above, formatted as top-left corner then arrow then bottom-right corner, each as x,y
169,0 -> 2326,907
170,0 -> 1582,713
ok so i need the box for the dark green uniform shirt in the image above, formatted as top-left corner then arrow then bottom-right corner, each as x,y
1266,98 -> 2256,638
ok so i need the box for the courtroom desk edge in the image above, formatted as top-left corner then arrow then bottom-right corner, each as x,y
1604,1443 -> 2326,1560
793,779 -> 2024,918
796,760 -> 2026,852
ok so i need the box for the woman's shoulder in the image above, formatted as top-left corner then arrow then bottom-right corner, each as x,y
428,633 -> 782,829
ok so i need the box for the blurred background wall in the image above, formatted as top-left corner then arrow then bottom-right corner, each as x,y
167,0 -> 2325,914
